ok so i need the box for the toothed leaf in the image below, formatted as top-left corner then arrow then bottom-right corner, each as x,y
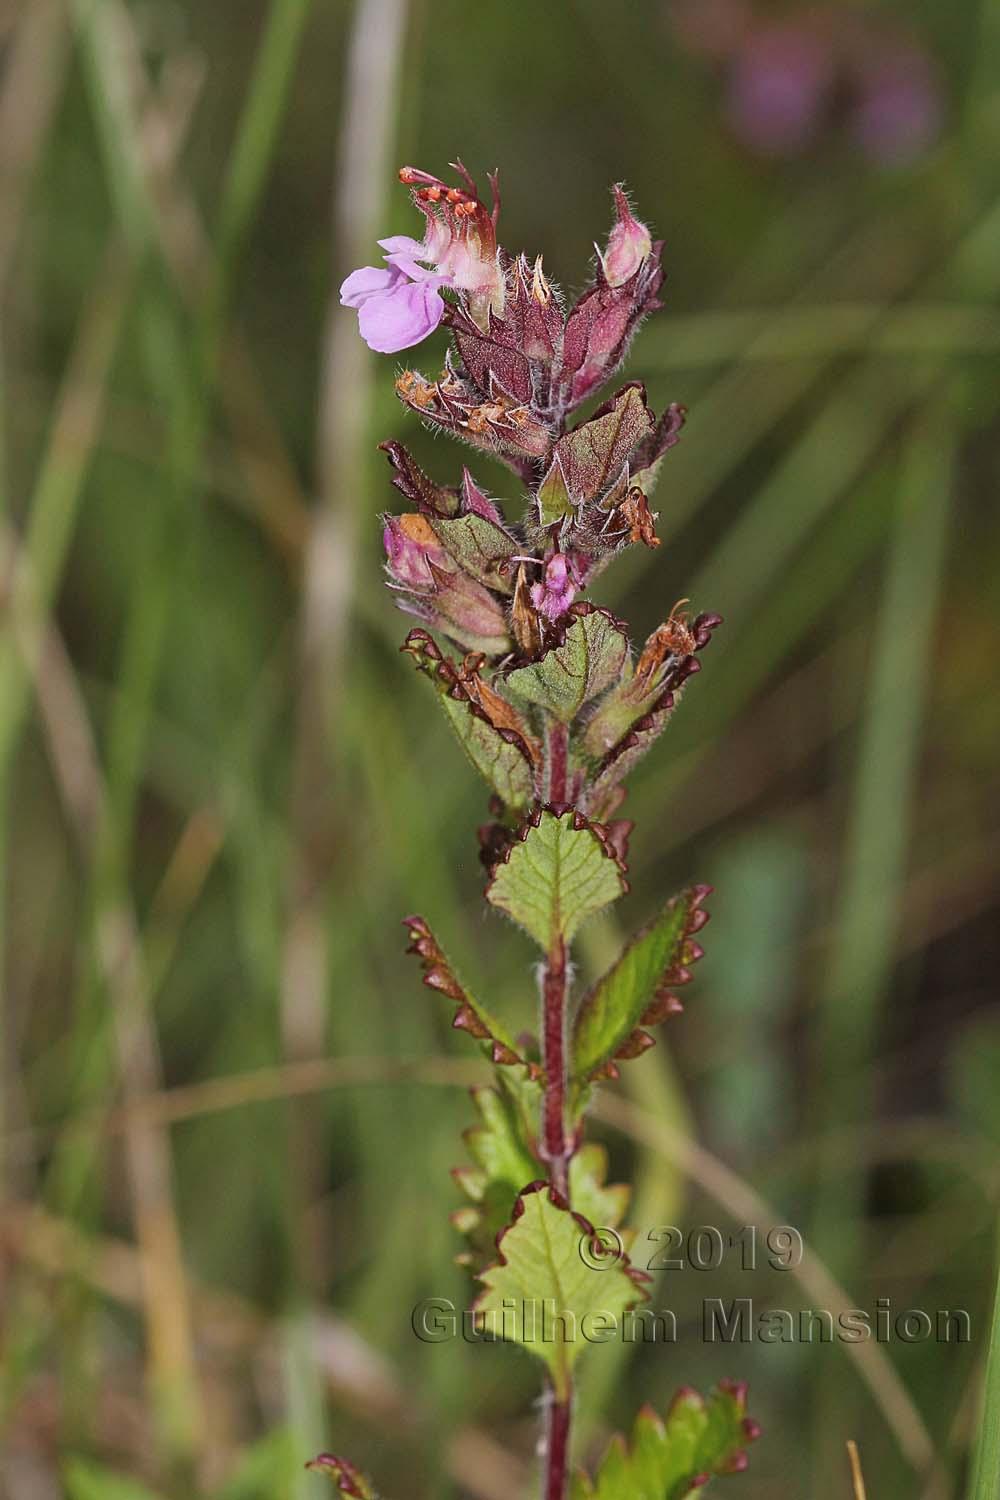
550,383 -> 653,505
378,440 -> 458,516
571,1383 -> 759,1500
454,1078 -> 543,1271
403,916 -> 535,1071
504,607 -> 630,724
629,403 -> 687,498
403,630 -> 536,809
571,889 -> 710,1095
306,1455 -> 380,1499
474,1183 -> 647,1399
568,1142 -> 630,1230
486,808 -> 628,949
430,513 -> 519,594
580,615 -> 722,814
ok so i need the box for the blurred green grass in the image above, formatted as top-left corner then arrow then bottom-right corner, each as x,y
1,0 -> 998,1497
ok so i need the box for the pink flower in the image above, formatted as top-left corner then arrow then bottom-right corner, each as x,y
340,236 -> 454,354
530,553 -> 577,621
400,165 -> 506,328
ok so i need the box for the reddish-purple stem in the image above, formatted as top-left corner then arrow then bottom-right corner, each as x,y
546,719 -> 569,805
541,936 -> 570,1200
544,1387 -> 572,1500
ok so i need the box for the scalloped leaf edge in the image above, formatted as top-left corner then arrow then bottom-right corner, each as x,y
572,885 -> 712,1086
403,915 -> 540,1075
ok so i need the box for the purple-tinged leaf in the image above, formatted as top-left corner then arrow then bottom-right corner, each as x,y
452,302 -> 534,405
403,916 -> 538,1073
630,401 -> 687,495
515,252 -> 564,363
378,440 -> 459,517
402,629 -> 539,808
581,610 -> 723,774
459,467 -> 507,525
549,384 -> 654,507
305,1455 -> 379,1499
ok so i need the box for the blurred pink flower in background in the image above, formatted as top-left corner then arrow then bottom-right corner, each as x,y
851,40 -> 944,165
668,0 -> 945,166
726,18 -> 835,155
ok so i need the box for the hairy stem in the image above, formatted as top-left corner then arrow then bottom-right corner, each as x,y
546,718 -> 569,805
541,935 -> 571,1200
544,1385 -> 572,1500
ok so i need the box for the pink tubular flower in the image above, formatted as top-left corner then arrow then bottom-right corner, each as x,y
340,236 -> 454,354
530,553 -> 577,621
400,165 -> 506,329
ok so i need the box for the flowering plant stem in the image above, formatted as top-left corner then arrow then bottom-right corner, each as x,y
541,934 -> 571,1200
311,160 -> 760,1500
544,1388 -> 573,1500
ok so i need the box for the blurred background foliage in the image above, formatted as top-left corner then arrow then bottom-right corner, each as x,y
1,0 -> 998,1497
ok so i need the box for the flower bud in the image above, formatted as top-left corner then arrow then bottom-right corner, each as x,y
383,512 -> 441,588
601,186 -> 653,288
383,513 -> 511,655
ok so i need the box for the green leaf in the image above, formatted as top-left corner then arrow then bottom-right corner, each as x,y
537,454 -> 574,525
453,1078 -> 544,1271
551,383 -> 654,505
486,808 -> 628,949
474,1183 -> 647,1399
306,1455 -> 380,1498
504,606 -> 630,724
571,1382 -> 759,1500
571,888 -> 710,1093
580,612 -> 720,781
63,1461 -> 167,1500
582,694 -> 677,821
403,629 -> 538,809
431,513 -> 518,594
404,915 -> 537,1071
568,1142 -> 630,1231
